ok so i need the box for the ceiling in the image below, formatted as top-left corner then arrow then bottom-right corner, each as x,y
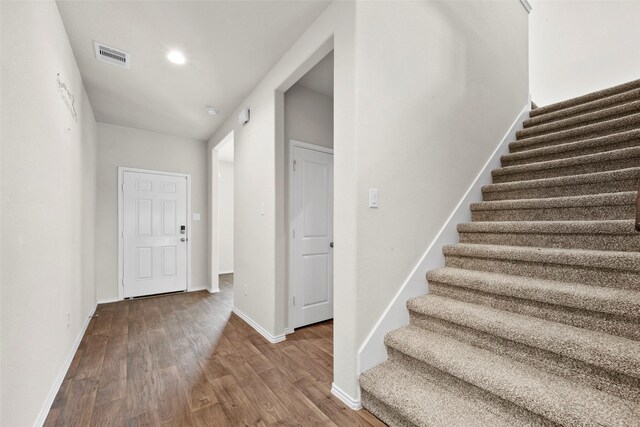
296,51 -> 334,98
56,0 -> 331,141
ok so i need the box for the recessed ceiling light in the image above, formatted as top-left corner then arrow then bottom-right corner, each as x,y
167,50 -> 186,65
206,106 -> 219,116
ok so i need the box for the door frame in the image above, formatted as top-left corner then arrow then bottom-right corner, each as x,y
117,166 -> 192,301
287,139 -> 334,332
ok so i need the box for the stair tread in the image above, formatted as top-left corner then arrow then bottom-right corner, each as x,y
472,191 -> 636,210
427,266 -> 640,318
525,88 -> 640,127
360,359 -> 527,427
482,167 -> 640,194
492,145 -> 640,178
531,79 -> 640,117
458,219 -> 637,235
406,294 -> 640,378
510,112 -> 640,150
518,99 -> 640,139
443,242 -> 640,271
503,128 -> 640,165
384,325 -> 640,426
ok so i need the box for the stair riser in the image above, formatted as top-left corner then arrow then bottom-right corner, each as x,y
510,122 -> 640,153
482,178 -> 638,201
525,90 -> 640,128
384,350 -> 552,427
408,311 -> 640,403
501,138 -> 640,167
429,281 -> 640,341
493,156 -> 640,184
458,230 -> 640,252
444,255 -> 640,290
471,204 -> 635,222
517,105 -> 640,140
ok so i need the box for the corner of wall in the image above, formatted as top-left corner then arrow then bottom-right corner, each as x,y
357,100 -> 531,375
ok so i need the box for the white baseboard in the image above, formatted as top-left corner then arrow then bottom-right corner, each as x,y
331,382 -> 362,410
97,297 -> 119,305
208,287 -> 220,294
33,302 -> 97,427
357,100 -> 531,375
218,270 -> 234,275
189,286 -> 210,292
232,306 -> 286,344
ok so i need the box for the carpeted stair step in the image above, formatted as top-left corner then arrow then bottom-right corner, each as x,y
471,192 -> 636,222
492,146 -> 640,184
509,113 -> 640,152
384,326 -> 640,426
360,355 -> 546,427
517,100 -> 640,140
407,295 -> 640,395
442,243 -> 640,290
501,129 -> 640,167
530,79 -> 640,118
426,267 -> 640,340
457,220 -> 640,251
481,168 -> 640,201
524,88 -> 640,128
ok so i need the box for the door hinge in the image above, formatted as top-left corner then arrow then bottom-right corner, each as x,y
292,229 -> 296,239
293,295 -> 296,306
121,278 -> 125,287
121,184 -> 124,192
293,160 -> 296,171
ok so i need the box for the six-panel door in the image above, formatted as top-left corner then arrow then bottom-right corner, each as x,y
123,171 -> 188,298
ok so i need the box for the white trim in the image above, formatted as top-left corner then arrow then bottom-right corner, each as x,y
33,303 -> 97,427
232,306 -> 286,344
117,167 -> 192,301
287,139 -> 334,332
519,0 -> 532,13
97,297 -> 119,305
218,270 -> 234,275
208,287 -> 220,294
331,383 -> 362,410
357,101 -> 532,374
189,286 -> 210,292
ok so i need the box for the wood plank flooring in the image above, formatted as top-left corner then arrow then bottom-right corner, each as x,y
45,275 -> 386,426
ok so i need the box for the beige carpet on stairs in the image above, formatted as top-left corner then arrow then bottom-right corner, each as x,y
360,79 -> 640,427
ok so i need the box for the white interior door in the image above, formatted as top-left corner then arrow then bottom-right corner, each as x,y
122,171 -> 188,298
292,144 -> 334,328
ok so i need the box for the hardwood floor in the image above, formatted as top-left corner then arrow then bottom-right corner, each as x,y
44,275 -> 386,426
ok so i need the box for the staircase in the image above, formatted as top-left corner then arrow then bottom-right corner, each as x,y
360,80 -> 640,426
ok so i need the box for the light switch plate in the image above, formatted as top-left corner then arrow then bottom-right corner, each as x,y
192,213 -> 201,221
369,189 -> 379,208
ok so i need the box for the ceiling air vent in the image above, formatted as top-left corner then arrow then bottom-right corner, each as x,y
94,41 -> 129,69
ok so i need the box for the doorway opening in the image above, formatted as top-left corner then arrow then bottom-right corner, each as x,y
213,131 -> 234,291
285,50 -> 334,331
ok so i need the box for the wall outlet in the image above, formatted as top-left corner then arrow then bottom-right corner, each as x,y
66,312 -> 70,328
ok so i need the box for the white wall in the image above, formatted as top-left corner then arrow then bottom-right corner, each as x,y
206,0 -> 528,401
0,2 -> 98,426
285,83 -> 334,148
530,0 -> 640,106
218,161 -> 234,274
96,123 -> 208,301
353,0 -> 529,348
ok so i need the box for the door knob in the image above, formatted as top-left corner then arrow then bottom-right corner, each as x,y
330,242 -> 334,248
181,237 -> 186,242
